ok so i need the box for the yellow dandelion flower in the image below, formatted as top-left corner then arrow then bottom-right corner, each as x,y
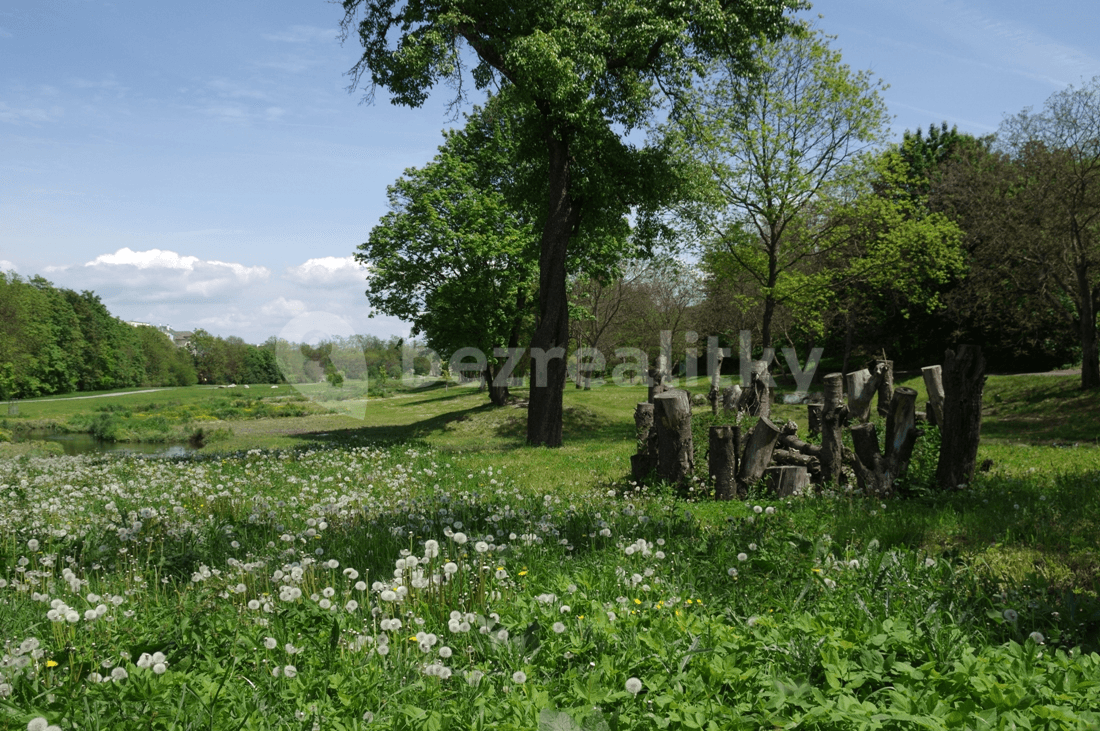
46,660 -> 59,668
634,598 -> 642,605
518,571 -> 528,576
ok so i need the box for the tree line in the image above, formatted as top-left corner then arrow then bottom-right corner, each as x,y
350,11 -> 1100,437
0,273 -> 287,399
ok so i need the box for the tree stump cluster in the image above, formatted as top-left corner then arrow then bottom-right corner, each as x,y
628,347 -> 985,499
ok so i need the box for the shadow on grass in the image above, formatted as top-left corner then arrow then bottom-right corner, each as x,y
982,376 -> 1100,444
286,401 -> 633,452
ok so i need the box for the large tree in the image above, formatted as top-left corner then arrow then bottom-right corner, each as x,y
356,99 -> 537,406
670,27 -> 890,350
997,78 -> 1100,389
339,0 -> 804,446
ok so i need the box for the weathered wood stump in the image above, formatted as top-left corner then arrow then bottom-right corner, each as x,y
738,416 -> 780,486
630,402 -> 657,482
765,465 -> 810,497
738,360 -> 772,419
849,386 -> 921,496
807,403 -> 822,437
708,347 -> 725,416
653,390 -> 694,485
875,359 -> 894,418
709,425 -> 739,500
846,362 -> 886,423
922,365 -> 945,427
820,373 -> 847,485
722,385 -> 742,413
647,366 -> 668,403
936,346 -> 985,490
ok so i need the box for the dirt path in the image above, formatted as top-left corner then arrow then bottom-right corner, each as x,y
17,388 -> 182,403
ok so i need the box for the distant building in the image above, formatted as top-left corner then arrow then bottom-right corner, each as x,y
123,320 -> 192,348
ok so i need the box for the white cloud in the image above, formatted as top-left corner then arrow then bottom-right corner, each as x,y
86,247 -> 199,270
285,256 -> 368,286
0,260 -> 16,273
261,296 -> 307,317
19,248 -> 405,345
261,26 -> 336,44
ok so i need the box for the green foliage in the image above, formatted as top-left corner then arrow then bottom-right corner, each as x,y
673,27 -> 892,346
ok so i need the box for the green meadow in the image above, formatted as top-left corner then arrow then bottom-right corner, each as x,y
1,374 -> 1099,729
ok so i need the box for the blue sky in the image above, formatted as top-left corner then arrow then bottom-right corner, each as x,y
2,0 -> 1098,344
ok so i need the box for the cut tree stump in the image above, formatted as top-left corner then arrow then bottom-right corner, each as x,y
849,386 -> 921,496
807,403 -> 823,437
820,373 -> 847,485
654,390 -> 694,486
875,359 -> 894,417
738,416 -> 780,486
709,425 -> 739,500
630,402 -> 657,482
846,363 -> 885,422
722,385 -> 742,413
708,348 -> 725,416
765,465 -> 810,497
922,365 -> 945,427
936,346 -> 985,490
647,367 -> 668,403
738,360 -> 772,419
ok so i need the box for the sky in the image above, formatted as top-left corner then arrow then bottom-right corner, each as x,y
2,0 -> 1099,345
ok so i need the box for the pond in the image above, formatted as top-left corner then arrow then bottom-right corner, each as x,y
20,433 -> 198,457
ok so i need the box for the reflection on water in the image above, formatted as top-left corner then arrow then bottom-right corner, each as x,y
24,433 -> 197,457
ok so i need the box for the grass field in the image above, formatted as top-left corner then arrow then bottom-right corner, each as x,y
1,374 -> 1099,729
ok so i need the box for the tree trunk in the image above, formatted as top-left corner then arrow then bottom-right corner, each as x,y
486,363 -> 509,406
739,416 -> 780,486
1078,271 -> 1100,388
738,360 -> 771,418
654,390 -> 694,486
922,365 -> 945,428
526,133 -> 578,448
647,366 -> 667,403
820,373 -> 846,486
849,386 -> 921,496
936,345 -> 985,490
709,425 -> 738,500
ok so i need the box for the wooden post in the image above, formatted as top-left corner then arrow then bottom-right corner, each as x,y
875,359 -> 894,418
738,416 -> 780,486
765,465 -> 810,497
922,365 -> 945,427
936,346 -> 985,490
653,390 -> 694,486
820,373 -> 847,485
709,425 -> 738,500
739,361 -> 771,418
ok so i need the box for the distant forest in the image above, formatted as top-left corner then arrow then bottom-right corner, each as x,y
0,273 -> 285,399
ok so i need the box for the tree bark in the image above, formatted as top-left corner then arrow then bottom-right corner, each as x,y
709,425 -> 738,500
922,365 -> 945,428
486,363 -> 509,406
849,386 -> 921,496
738,416 -> 780,486
738,360 -> 771,418
708,347 -> 725,415
526,133 -> 578,448
820,373 -> 847,486
654,390 -> 694,486
1078,268 -> 1100,388
936,345 -> 986,490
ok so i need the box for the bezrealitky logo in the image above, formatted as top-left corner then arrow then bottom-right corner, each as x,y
276,312 -> 822,418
